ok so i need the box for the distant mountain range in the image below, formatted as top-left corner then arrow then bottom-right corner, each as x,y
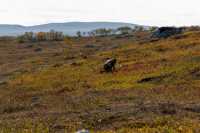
0,22 -> 139,36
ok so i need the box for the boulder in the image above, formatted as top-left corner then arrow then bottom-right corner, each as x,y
152,27 -> 183,38
34,48 -> 42,52
0,80 -> 7,86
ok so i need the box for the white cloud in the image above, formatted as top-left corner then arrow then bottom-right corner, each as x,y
0,0 -> 200,26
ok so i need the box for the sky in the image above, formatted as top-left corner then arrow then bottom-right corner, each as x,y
0,0 -> 200,26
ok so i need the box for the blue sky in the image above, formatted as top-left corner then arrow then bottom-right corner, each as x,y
0,0 -> 200,26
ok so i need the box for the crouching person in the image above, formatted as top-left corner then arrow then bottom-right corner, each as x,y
103,58 -> 117,73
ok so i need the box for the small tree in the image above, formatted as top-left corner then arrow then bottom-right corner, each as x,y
117,26 -> 132,35
36,32 -> 46,41
149,27 -> 158,32
24,32 -> 34,41
82,32 -> 86,36
55,31 -> 64,41
92,28 -> 113,37
88,31 -> 95,37
17,35 -> 25,43
76,31 -> 82,37
134,26 -> 144,32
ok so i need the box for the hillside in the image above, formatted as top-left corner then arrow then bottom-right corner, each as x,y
1,31 -> 200,132
0,22 -> 137,36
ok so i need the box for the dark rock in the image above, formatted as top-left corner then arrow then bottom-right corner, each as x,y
25,45 -> 34,48
53,52 -> 60,57
84,44 -> 96,48
138,74 -> 171,83
152,27 -> 184,38
53,63 -> 62,68
31,96 -> 40,103
0,80 -> 7,86
34,48 -> 42,52
190,67 -> 200,79
184,104 -> 200,113
159,102 -> 177,115
70,62 -> 82,66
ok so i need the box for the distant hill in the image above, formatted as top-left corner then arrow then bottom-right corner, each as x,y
0,22 -> 139,36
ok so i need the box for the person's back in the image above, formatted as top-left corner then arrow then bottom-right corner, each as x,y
104,58 -> 117,72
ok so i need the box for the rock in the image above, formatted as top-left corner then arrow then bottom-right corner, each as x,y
159,102 -> 177,115
31,96 -> 40,103
34,48 -> 42,52
84,44 -> 96,48
79,52 -> 87,59
53,63 -> 62,68
0,80 -> 7,86
25,45 -> 33,48
70,62 -> 82,66
152,27 -> 184,38
138,74 -> 171,83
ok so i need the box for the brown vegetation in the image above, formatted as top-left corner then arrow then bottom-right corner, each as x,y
1,29 -> 200,132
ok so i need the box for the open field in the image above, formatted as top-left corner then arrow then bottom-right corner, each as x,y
1,31 -> 200,132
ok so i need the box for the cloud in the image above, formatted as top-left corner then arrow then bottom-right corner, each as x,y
0,9 -> 8,12
1,0 -> 200,26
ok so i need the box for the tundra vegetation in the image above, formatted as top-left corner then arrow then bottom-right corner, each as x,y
1,26 -> 200,132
